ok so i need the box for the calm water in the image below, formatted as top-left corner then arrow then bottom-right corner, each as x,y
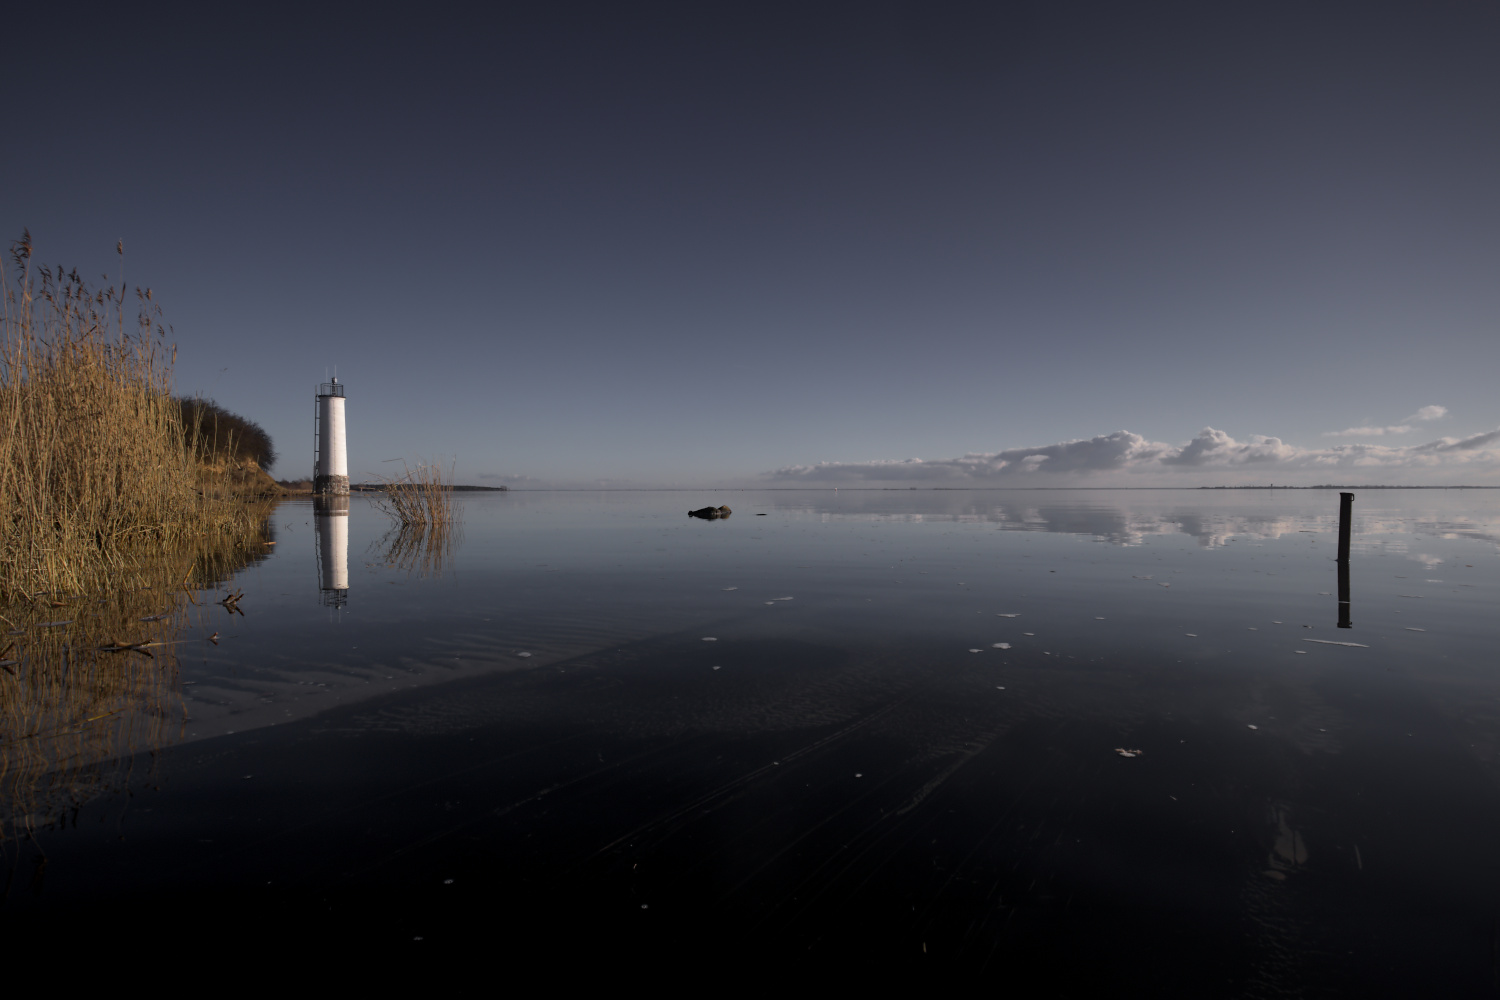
5,488 -> 1500,990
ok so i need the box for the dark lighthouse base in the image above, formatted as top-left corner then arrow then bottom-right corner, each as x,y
314,474 -> 350,496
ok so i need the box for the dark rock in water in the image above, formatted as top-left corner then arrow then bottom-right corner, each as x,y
688,505 -> 732,519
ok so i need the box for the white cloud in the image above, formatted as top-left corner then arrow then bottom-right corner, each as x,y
1412,428 -> 1500,452
1324,405 -> 1447,438
766,426 -> 1500,483
767,431 -> 1175,482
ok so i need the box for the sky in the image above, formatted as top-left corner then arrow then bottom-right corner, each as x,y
6,1 -> 1498,487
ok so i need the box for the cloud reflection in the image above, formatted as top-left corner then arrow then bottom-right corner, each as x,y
758,491 -> 1500,548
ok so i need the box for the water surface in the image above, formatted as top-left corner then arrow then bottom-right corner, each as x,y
4,488 -> 1499,991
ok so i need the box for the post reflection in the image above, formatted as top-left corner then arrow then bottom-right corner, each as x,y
1337,560 -> 1352,628
1336,492 -> 1354,629
315,496 -> 350,607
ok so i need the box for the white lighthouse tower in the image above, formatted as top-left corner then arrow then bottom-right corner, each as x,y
314,377 -> 349,495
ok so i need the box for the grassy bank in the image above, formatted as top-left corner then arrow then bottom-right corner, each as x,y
0,233 -> 283,837
0,233 -> 269,602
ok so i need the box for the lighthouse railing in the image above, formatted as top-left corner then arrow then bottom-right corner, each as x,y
312,392 -> 321,479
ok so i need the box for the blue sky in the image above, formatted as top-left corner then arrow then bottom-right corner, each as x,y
6,2 -> 1498,486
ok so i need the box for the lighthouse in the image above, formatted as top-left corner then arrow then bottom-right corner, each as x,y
314,378 -> 349,495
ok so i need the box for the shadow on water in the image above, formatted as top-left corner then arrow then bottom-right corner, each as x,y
0,504 -> 276,847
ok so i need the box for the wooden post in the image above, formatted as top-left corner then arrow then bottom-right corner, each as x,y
1336,492 -> 1354,563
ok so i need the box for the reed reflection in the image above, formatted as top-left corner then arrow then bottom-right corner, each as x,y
376,518 -> 460,581
0,507 -> 275,843
1337,492 -> 1354,629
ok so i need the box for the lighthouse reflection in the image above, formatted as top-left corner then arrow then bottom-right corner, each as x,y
314,496 -> 350,607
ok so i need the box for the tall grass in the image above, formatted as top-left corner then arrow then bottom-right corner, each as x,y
374,458 -> 458,527
0,232 -> 263,602
0,232 -> 278,842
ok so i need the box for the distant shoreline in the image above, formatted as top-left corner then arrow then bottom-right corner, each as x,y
274,483 -> 508,494
479,485 -> 1500,492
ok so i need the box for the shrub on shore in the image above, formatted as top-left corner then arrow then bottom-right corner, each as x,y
177,396 -> 276,471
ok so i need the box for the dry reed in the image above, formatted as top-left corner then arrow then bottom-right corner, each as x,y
373,458 -> 459,527
0,232 -> 276,840
369,459 -> 462,581
0,231 -> 264,602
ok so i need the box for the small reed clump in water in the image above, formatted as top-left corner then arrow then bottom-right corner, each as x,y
374,458 -> 458,527
372,459 -> 462,580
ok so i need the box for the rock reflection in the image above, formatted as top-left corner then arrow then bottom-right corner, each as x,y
315,496 -> 350,607
0,507 -> 275,841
